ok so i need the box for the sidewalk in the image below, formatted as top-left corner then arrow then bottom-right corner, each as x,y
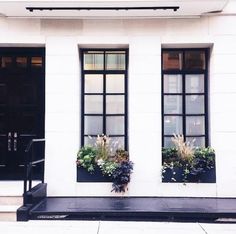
1,221 -> 236,234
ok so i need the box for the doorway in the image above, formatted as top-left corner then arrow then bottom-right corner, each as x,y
0,48 -> 45,180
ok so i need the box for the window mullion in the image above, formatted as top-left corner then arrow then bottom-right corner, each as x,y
182,52 -> 186,142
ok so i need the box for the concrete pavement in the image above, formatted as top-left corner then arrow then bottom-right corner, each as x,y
0,221 -> 236,234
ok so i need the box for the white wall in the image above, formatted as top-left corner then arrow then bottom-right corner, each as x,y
0,14 -> 236,197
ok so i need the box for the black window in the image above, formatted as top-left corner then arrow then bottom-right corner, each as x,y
81,49 -> 128,149
162,49 -> 208,147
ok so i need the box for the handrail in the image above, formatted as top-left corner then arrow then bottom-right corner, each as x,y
23,138 -> 45,205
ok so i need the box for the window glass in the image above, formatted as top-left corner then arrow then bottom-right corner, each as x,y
186,137 -> 205,147
164,95 -> 182,114
85,74 -> 103,93
31,57 -> 42,67
185,74 -> 204,93
163,51 -> 182,70
84,95 -> 103,114
106,95 -> 124,114
84,52 -> 104,70
106,116 -> 124,135
16,57 -> 27,67
186,116 -> 205,135
164,75 -> 182,93
84,116 -> 103,135
185,95 -> 205,114
185,51 -> 206,70
164,116 -> 183,135
1,57 -> 12,68
106,74 -> 125,93
106,52 -> 126,70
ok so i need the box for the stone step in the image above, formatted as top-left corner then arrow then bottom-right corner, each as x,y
0,205 -> 19,221
0,196 -> 23,206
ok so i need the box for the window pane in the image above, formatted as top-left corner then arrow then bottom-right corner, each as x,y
84,116 -> 103,135
106,52 -> 125,70
186,95 -> 204,114
106,116 -> 124,135
84,74 -> 103,93
164,137 -> 175,147
84,52 -> 104,70
84,95 -> 103,114
16,57 -> 27,67
1,57 -> 12,68
106,74 -> 125,93
186,116 -> 205,135
186,137 -> 205,147
163,51 -> 182,70
106,95 -> 124,114
164,116 -> 183,135
84,136 -> 97,146
164,95 -> 182,114
186,74 -> 204,93
109,137 -> 125,151
164,74 -> 182,93
31,57 -> 42,67
185,51 -> 206,70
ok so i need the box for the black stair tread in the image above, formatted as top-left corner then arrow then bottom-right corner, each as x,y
30,197 -> 236,215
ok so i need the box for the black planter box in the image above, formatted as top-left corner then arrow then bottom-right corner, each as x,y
162,167 -> 216,183
77,166 -> 112,182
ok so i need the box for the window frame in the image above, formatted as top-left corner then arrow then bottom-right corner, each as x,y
80,48 -> 129,150
161,48 -> 209,147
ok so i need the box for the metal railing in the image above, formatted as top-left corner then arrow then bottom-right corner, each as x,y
23,139 -> 45,205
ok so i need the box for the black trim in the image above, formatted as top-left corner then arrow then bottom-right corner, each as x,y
162,48 -> 209,147
26,6 -> 179,12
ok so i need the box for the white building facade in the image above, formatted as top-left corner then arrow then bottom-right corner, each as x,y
0,0 -> 236,199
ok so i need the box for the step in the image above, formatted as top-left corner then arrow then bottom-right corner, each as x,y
0,196 -> 23,206
0,205 -> 19,221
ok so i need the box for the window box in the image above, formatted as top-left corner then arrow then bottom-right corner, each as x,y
162,135 -> 216,183
77,166 -> 112,182
162,167 -> 216,183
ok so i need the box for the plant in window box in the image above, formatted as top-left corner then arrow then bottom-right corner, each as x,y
162,134 -> 216,183
77,135 -> 134,192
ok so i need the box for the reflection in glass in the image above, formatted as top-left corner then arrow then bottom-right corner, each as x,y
109,137 -> 125,151
186,95 -> 204,114
106,95 -> 124,114
185,51 -> 205,70
31,57 -> 42,67
85,95 -> 103,114
85,74 -> 103,93
84,136 -> 97,146
186,116 -> 205,135
16,57 -> 27,67
106,74 -> 125,93
1,57 -> 12,68
164,137 -> 175,147
164,74 -> 182,93
85,116 -> 103,135
106,116 -> 124,135
84,52 -> 104,70
164,95 -> 182,114
186,137 -> 205,147
163,51 -> 182,70
106,52 -> 126,70
164,116 -> 183,135
186,74 -> 204,93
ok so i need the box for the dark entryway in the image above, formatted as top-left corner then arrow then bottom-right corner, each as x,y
0,48 -> 45,180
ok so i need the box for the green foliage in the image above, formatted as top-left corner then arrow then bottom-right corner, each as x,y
77,135 -> 134,193
77,146 -> 97,173
162,146 -> 216,182
98,160 -> 118,177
